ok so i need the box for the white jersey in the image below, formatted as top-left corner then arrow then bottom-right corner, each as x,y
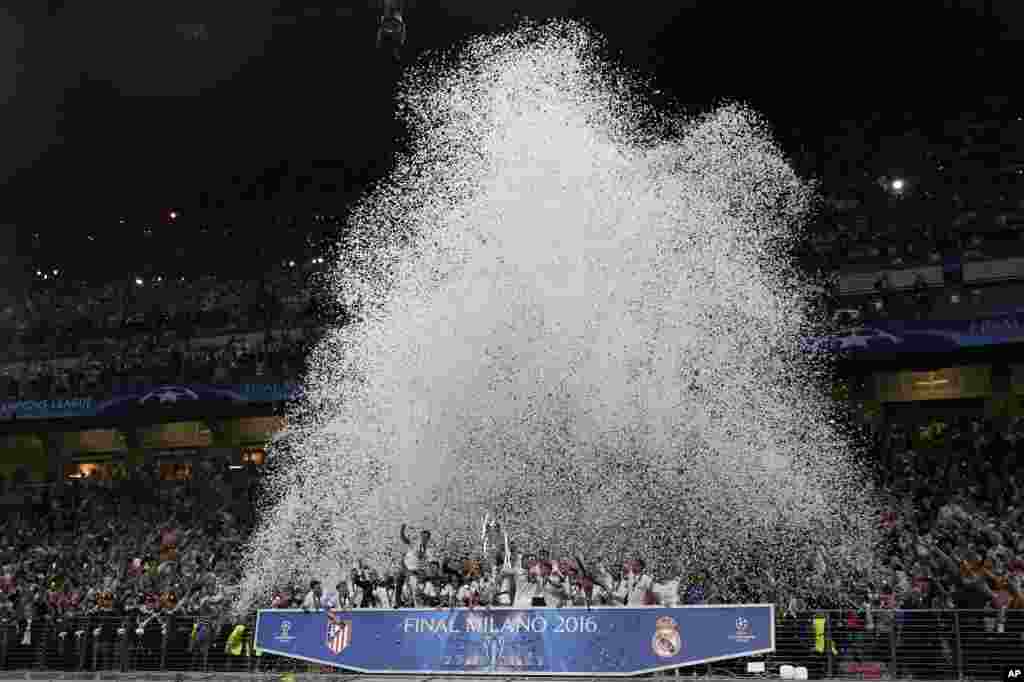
324,588 -> 356,610
650,578 -> 681,607
543,573 -> 569,608
403,546 -> 436,573
422,579 -> 440,600
456,581 -> 480,605
494,572 -> 515,606
301,590 -> 322,610
511,569 -> 541,608
373,585 -> 392,609
615,573 -> 654,606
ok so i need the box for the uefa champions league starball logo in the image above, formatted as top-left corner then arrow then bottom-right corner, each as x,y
275,621 -> 295,643
96,383 -> 245,417
138,386 -> 199,406
730,617 -> 755,643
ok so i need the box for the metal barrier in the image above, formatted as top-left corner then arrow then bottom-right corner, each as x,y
768,609 -> 1023,681
0,610 -> 1021,679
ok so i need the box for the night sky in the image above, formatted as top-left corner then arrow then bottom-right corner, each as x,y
1,1 -> 1022,246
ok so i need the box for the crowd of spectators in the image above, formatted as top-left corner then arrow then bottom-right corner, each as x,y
800,191 -> 1024,274
800,101 -> 1024,273
0,329 -> 317,403
0,261 -> 341,402
0,456 -> 255,672
4,164 -> 1024,403
871,415 -> 1024,620
3,97 -> 1024,677
8,192 -> 1024,403
1,409 -> 1023,674
796,112 -> 1024,330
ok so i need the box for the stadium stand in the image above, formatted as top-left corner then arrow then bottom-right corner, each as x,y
2,102 -> 1024,677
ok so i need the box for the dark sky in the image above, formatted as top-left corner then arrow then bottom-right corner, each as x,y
1,0 -> 1022,232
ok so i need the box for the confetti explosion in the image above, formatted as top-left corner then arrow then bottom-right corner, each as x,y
235,20 -> 882,614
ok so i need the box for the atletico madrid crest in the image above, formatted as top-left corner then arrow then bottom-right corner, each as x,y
326,611 -> 352,655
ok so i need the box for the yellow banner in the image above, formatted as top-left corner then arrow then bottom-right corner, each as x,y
63,429 -> 127,453
875,365 -> 992,403
137,421 -> 213,449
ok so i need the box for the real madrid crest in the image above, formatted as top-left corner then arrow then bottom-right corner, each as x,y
652,616 -> 682,659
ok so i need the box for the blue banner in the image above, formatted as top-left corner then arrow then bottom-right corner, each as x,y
255,605 -> 774,676
812,307 -> 1024,354
4,308 -> 1024,423
0,382 -> 303,421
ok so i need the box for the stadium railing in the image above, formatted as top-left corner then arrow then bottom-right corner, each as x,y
0,609 -> 1020,679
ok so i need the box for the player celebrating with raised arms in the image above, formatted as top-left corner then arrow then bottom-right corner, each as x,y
397,524 -> 435,607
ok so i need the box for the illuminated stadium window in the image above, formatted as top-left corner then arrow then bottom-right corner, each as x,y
64,462 -> 113,480
159,461 -> 193,481
241,447 -> 266,466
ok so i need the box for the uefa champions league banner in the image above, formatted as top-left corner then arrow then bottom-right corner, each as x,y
809,307 -> 1024,354
255,605 -> 774,676
12,308 -> 1024,421
0,382 -> 303,421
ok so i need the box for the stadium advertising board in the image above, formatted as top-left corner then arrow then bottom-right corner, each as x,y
255,605 -> 774,676
9,308 -> 1024,423
0,382 -> 301,421
813,307 -> 1024,354
874,365 -> 992,403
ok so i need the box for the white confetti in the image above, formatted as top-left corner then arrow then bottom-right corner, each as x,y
234,20 -> 882,616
